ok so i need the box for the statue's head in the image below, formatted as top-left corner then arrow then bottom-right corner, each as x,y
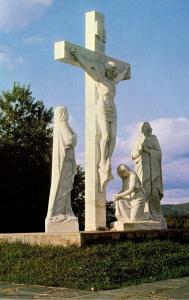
105,61 -> 118,79
117,164 -> 132,178
54,106 -> 68,123
139,122 -> 152,136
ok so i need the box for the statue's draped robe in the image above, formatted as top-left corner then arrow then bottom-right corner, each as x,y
46,108 -> 77,222
132,133 -> 163,221
115,173 -> 145,222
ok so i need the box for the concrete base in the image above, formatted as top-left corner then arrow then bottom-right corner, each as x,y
112,218 -> 167,231
0,229 -> 189,247
0,232 -> 81,246
45,217 -> 79,233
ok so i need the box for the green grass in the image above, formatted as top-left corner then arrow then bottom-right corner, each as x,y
0,240 -> 189,290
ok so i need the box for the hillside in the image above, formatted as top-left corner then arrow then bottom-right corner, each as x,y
162,202 -> 189,217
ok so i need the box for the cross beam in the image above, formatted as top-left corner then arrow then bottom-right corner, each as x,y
54,11 -> 131,231
55,40 -> 130,80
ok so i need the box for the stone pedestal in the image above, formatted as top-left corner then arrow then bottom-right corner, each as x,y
112,218 -> 167,231
45,218 -> 79,233
1,228 -> 189,247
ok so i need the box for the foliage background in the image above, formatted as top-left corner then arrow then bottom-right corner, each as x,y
0,83 -> 85,232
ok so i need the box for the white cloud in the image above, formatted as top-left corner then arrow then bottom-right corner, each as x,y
150,118 -> 189,163
0,0 -> 53,32
162,189 -> 189,205
0,52 -> 13,69
0,51 -> 24,69
23,35 -> 45,45
112,122 -> 139,169
76,150 -> 84,167
164,158 -> 189,188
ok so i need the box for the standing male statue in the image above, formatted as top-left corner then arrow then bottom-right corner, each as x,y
71,48 -> 129,191
132,122 -> 164,221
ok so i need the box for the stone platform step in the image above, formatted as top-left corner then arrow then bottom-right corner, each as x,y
0,229 -> 189,247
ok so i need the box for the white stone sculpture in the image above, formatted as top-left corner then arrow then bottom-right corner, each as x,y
113,164 -> 146,223
131,122 -> 164,222
112,162 -> 167,231
70,48 -> 129,191
45,106 -> 79,233
54,11 -> 130,231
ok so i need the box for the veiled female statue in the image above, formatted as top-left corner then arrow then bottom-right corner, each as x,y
46,106 -> 77,225
131,122 -> 163,221
113,164 -> 146,222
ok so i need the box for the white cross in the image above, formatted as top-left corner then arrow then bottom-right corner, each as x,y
54,11 -> 130,231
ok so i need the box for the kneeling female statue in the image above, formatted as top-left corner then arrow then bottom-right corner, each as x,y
113,164 -> 146,222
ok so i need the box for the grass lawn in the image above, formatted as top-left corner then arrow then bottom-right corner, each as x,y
0,240 -> 189,290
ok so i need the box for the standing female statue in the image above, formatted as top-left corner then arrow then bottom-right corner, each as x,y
113,164 -> 146,222
131,122 -> 163,221
45,106 -> 78,231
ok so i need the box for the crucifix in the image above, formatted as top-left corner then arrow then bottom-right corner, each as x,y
54,11 -> 130,231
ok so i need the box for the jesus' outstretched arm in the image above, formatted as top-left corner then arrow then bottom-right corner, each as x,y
114,65 -> 130,84
70,48 -> 103,83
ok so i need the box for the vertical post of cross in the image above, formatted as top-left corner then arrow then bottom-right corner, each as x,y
85,11 -> 107,231
54,10 -> 130,231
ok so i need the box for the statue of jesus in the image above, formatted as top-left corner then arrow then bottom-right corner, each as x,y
71,48 -> 129,191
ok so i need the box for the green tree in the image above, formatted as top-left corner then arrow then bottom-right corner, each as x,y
0,83 -> 86,232
0,83 -> 53,164
106,201 -> 116,228
0,83 -> 53,232
71,165 -> 85,230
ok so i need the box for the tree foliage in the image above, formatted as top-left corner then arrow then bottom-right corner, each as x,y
166,214 -> 189,229
0,83 -> 53,232
0,83 -> 53,164
0,83 -> 86,232
71,165 -> 85,230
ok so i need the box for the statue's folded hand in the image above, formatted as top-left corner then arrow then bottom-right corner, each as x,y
113,194 -> 120,201
142,145 -> 150,153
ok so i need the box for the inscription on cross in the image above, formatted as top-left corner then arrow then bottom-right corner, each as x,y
54,11 -> 131,231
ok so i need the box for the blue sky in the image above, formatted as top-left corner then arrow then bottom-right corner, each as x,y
0,0 -> 189,204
